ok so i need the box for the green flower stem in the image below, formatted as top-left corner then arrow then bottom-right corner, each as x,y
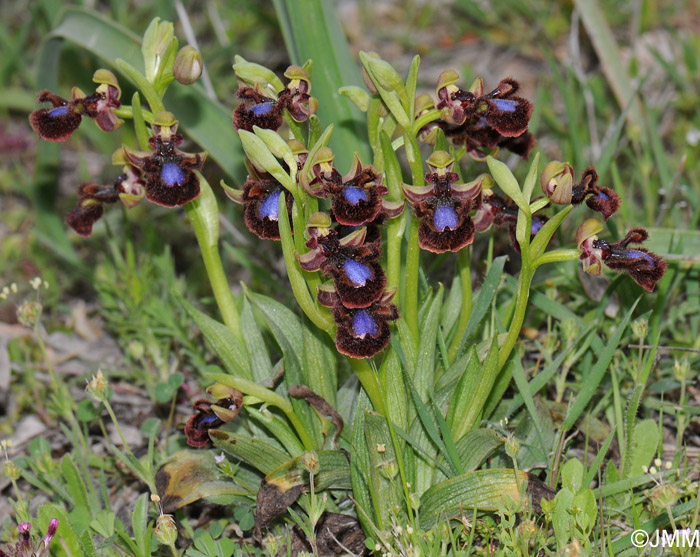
349,359 -> 386,416
498,266 -> 534,371
532,249 -> 580,269
115,58 -> 165,114
185,175 -> 242,340
278,193 -> 334,332
411,109 -> 442,136
113,105 -> 154,123
448,247 -> 472,362
404,217 -> 421,340
403,132 -> 425,342
207,373 -> 314,450
386,216 -> 404,291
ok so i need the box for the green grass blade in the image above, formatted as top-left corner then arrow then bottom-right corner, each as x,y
272,0 -> 369,170
562,298 -> 640,432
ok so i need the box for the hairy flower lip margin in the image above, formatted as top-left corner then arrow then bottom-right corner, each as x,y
402,153 -> 487,253
318,286 -> 399,359
576,219 -> 667,291
298,223 -> 387,309
122,119 -> 207,208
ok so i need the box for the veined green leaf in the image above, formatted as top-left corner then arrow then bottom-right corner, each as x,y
210,431 -> 290,475
455,428 -> 504,472
177,294 -> 252,380
420,469 -> 553,529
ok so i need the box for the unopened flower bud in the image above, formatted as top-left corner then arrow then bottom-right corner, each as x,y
505,435 -> 519,460
379,459 -> 398,480
154,514 -> 178,547
541,161 -> 574,204
3,459 -> 20,480
17,301 -> 42,328
631,318 -> 648,340
174,46 -> 203,85
301,451 -> 319,474
86,370 -> 109,403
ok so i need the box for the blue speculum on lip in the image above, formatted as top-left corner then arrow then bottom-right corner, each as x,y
352,310 -> 378,338
433,205 -> 459,231
595,191 -> 609,200
531,219 -> 545,235
250,102 -> 275,116
161,162 -> 185,187
49,105 -> 69,117
343,186 -> 369,205
258,189 -> 281,220
197,413 -> 219,428
344,259 -> 372,286
491,98 -> 518,112
625,249 -> 656,265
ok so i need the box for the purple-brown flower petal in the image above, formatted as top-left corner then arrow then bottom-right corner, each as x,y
185,394 -> 243,448
594,228 -> 667,292
233,86 -> 283,132
65,200 -> 104,238
330,300 -> 399,359
29,91 -> 83,141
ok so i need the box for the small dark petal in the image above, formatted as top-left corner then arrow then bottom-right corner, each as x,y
585,186 -> 620,220
571,168 -> 599,204
29,106 -> 82,141
621,228 -> 649,245
330,260 -> 386,309
498,131 -> 536,158
65,202 -> 104,237
602,247 -> 667,292
145,170 -> 200,207
484,96 -> 533,137
418,212 -> 475,253
184,412 -> 222,448
488,78 -> 520,97
78,182 -> 120,203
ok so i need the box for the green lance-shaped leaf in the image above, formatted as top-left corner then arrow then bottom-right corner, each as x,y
339,86 -> 371,112
177,294 -> 252,380
486,156 -> 529,215
447,337 -> 500,441
420,469 -> 554,529
210,431 -> 292,476
238,130 -> 296,193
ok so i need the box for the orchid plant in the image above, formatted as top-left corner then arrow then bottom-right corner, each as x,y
23,10 -> 668,555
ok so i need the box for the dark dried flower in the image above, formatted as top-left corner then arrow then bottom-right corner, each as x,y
184,388 -> 243,448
